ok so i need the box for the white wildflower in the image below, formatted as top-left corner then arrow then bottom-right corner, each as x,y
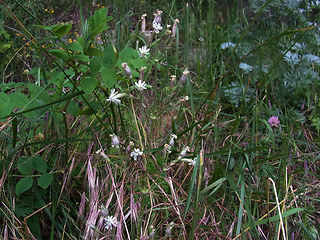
169,134 -> 177,146
180,157 -> 197,166
180,69 -> 190,85
96,149 -> 110,161
283,51 -> 300,65
110,133 -> 120,148
121,62 -> 132,78
164,144 -> 172,154
239,63 -> 253,74
153,9 -> 162,24
178,146 -> 190,159
104,215 -> 118,230
131,148 -> 143,160
138,46 -> 150,58
165,222 -> 174,237
303,54 -> 320,64
135,80 -> 147,91
141,14 -> 147,32
172,19 -> 179,38
152,21 -> 163,33
106,89 -> 125,105
221,42 -> 236,49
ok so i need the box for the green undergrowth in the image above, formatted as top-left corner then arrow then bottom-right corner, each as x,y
0,0 -> 320,239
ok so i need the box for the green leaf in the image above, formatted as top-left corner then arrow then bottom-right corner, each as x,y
0,92 -> 13,118
66,42 -> 83,53
72,54 -> 90,62
90,57 -> 101,76
81,77 -> 98,94
53,23 -> 72,38
101,67 -> 117,88
17,157 -> 33,175
131,58 -> 147,70
49,49 -> 70,61
9,92 -> 28,108
0,92 -> 10,105
16,177 -> 33,197
32,156 -> 47,173
0,43 -> 12,53
119,47 -> 135,62
67,100 -> 81,115
85,47 -> 104,56
89,8 -> 112,36
38,173 -> 53,189
0,104 -> 14,118
102,45 -> 117,68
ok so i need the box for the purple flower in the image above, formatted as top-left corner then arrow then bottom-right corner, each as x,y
268,116 -> 280,128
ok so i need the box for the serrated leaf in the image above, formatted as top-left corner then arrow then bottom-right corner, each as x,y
81,77 -> 98,94
90,57 -> 101,76
101,67 -> 117,88
9,92 -> 28,108
38,173 -> 53,189
53,23 -> 72,38
49,49 -> 70,61
66,42 -> 83,53
17,157 -> 33,175
16,177 -> 33,197
102,45 -> 117,68
32,156 -> 47,173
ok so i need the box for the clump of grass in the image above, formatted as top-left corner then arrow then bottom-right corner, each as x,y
0,0 -> 320,239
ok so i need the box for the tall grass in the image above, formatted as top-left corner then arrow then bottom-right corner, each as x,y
0,0 -> 320,239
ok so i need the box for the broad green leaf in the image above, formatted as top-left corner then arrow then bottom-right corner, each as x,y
0,104 -> 14,118
49,49 -> 70,61
89,8 -> 112,35
67,100 -> 81,115
119,47 -> 135,62
27,83 -> 49,101
131,58 -> 147,70
15,177 -> 33,197
101,67 -> 117,88
0,92 -> 10,105
85,47 -> 104,56
32,156 -> 47,173
81,77 -> 98,94
66,42 -> 83,53
38,173 -> 53,189
72,54 -> 90,62
53,23 -> 72,38
9,92 -> 28,108
102,45 -> 117,68
90,57 -> 101,76
17,157 -> 33,175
